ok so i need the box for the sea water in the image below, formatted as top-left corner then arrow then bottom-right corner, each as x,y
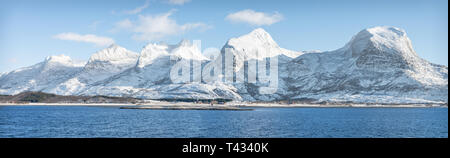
0,106 -> 447,138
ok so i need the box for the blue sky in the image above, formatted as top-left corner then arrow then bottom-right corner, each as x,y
0,0 -> 448,72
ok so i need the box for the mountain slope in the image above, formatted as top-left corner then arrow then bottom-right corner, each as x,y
77,40 -> 243,100
0,55 -> 84,95
275,26 -> 448,103
45,44 -> 139,95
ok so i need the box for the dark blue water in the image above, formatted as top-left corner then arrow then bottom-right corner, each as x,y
0,106 -> 447,138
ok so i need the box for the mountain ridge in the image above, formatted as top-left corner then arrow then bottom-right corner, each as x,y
0,26 -> 447,104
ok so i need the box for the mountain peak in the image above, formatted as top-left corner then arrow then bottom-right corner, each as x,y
177,39 -> 192,47
143,42 -> 167,50
352,26 -> 408,47
88,45 -> 139,63
171,40 -> 208,61
347,26 -> 417,58
249,28 -> 270,36
107,43 -> 120,49
223,28 -> 302,60
43,55 -> 78,67
37,55 -> 84,74
227,28 -> 277,47
45,54 -> 72,63
137,43 -> 171,68
138,40 -> 208,68
366,26 -> 406,37
342,26 -> 423,70
226,28 -> 277,52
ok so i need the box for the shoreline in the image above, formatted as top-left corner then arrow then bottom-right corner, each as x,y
0,102 -> 447,108
240,104 -> 447,108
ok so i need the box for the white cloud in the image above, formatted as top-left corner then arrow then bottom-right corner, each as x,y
53,33 -> 115,46
164,0 -> 191,5
124,0 -> 150,14
113,9 -> 210,41
226,9 -> 283,26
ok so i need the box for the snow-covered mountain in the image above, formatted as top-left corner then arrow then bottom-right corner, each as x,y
262,26 -> 448,103
79,40 -> 241,100
0,26 -> 447,104
0,55 -> 84,95
46,44 -> 139,95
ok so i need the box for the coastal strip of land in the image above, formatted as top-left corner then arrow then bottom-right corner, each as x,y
0,102 -> 447,108
0,92 -> 447,108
